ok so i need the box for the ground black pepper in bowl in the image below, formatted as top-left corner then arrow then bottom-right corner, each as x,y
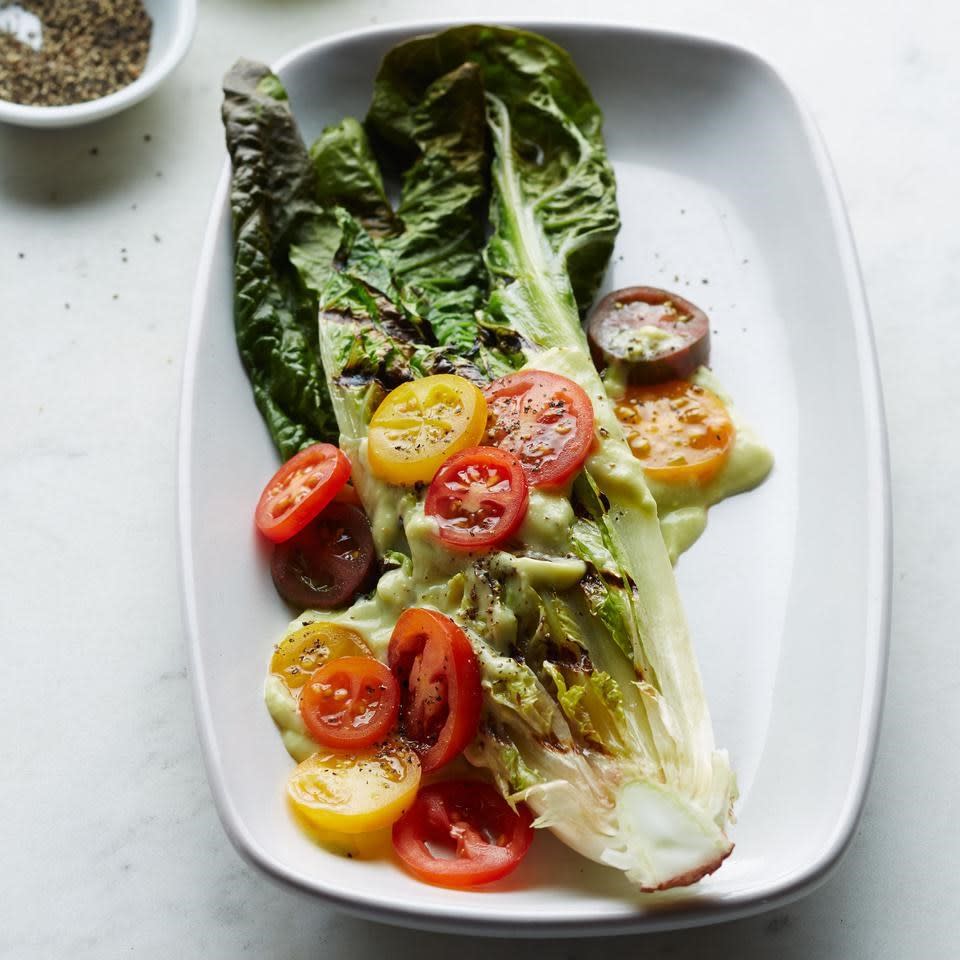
0,1 -> 152,107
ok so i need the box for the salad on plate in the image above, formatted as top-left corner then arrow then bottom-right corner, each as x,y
220,24 -> 772,893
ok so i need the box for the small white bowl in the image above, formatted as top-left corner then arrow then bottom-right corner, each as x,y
0,0 -> 196,128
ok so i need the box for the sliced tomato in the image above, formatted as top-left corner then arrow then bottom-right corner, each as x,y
287,736 -> 421,835
483,370 -> 594,488
255,443 -> 351,543
424,446 -> 528,551
367,374 -> 487,486
588,286 -> 710,384
300,656 -> 400,749
392,780 -> 534,888
271,502 -> 376,609
388,608 -> 482,774
614,380 -> 735,485
333,482 -> 363,507
270,622 -> 371,690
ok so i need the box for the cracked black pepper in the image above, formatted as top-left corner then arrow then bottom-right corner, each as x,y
0,1 -> 152,106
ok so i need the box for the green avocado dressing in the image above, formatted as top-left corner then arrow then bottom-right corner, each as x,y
266,359 -> 771,756
264,480 -> 585,758
643,368 -> 774,562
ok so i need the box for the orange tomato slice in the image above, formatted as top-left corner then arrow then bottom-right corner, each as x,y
614,380 -> 735,485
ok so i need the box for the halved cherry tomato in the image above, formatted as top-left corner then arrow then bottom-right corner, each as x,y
367,374 -> 487,486
424,446 -> 528,551
483,370 -> 594,488
614,380 -> 735,485
388,608 -> 482,774
255,443 -> 351,543
287,736 -> 421,834
270,622 -> 371,690
588,286 -> 710,384
300,656 -> 400,749
333,482 -> 363,507
271,502 -> 376,609
392,780 -> 534,888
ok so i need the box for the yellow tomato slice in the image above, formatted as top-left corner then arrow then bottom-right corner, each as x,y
367,374 -> 487,485
296,824 -> 393,861
270,622 -> 370,691
287,737 -> 421,834
614,380 -> 735,485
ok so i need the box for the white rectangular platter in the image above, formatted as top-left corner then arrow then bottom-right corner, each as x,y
179,20 -> 890,936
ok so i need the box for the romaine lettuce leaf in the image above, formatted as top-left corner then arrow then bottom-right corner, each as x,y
368,25 -> 620,316
222,61 -> 339,457
309,117 -> 398,237
377,62 -> 490,355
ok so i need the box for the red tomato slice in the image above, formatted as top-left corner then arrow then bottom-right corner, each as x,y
300,656 -> 400,749
424,446 -> 528,551
392,780 -> 534,888
483,370 -> 595,488
255,443 -> 351,543
388,609 -> 482,774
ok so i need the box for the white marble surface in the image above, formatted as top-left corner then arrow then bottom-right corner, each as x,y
0,0 -> 954,956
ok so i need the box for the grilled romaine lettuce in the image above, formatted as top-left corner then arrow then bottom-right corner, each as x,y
224,26 -> 740,891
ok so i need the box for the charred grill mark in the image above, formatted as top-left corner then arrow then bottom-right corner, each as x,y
536,731 -> 568,752
426,349 -> 486,384
479,323 -> 526,355
336,372 -> 374,389
378,302 -> 428,346
427,353 -> 461,376
320,308 -> 355,326
580,570 -> 604,599
571,496 -> 594,521
507,642 -> 526,665
548,644 -> 591,669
